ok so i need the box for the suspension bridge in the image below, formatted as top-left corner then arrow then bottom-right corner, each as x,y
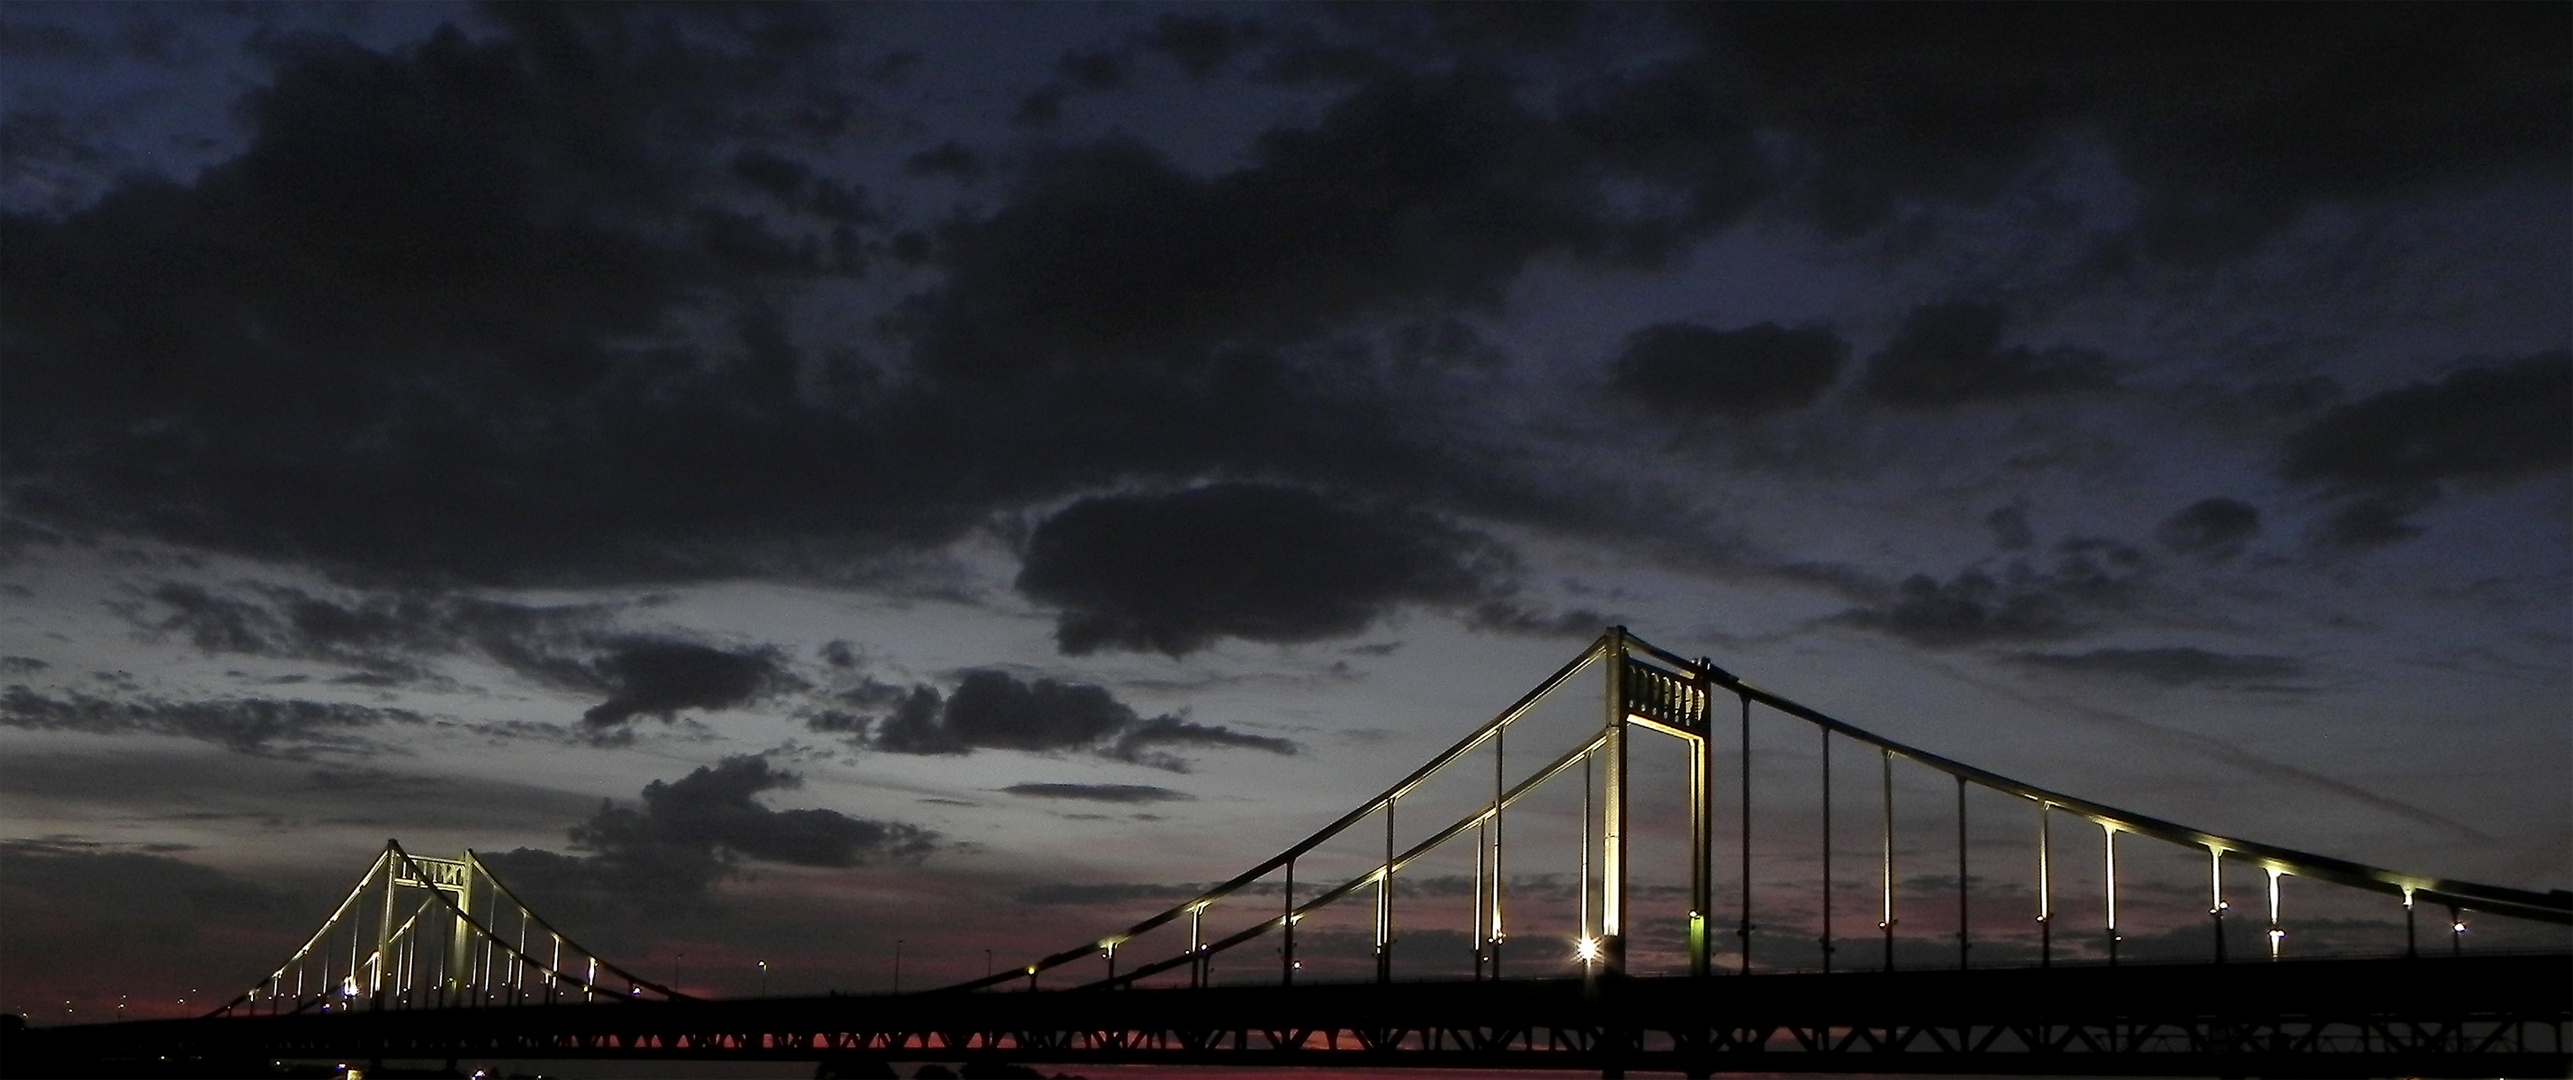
8,629 -> 2569,1077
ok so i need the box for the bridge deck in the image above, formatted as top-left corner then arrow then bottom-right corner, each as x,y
9,953 -> 2567,1078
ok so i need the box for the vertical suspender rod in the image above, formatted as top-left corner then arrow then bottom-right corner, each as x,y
1821,728 -> 1834,973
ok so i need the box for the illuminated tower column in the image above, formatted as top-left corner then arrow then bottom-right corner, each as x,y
374,844 -> 397,1000
447,859 -> 475,1005
1600,628 -> 1630,975
1687,701 -> 1712,977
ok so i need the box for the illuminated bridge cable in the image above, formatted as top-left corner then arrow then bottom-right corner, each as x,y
443,846 -> 689,1003
932,638 -> 1618,995
939,628 -> 2572,999
218,848 -> 390,1017
217,840 -> 688,1018
1067,731 -> 1608,993
1703,648 -> 2573,928
396,846 -> 679,1004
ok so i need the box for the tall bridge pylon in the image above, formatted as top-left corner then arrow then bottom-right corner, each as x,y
210,840 -> 686,1019
942,627 -> 2572,995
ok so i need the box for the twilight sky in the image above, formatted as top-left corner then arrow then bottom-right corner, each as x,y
2,2 -> 2566,1026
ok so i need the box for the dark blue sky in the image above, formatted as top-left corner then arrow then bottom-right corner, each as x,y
2,2 -> 2565,1027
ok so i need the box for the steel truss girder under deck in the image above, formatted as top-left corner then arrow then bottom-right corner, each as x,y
16,954 -> 2566,1078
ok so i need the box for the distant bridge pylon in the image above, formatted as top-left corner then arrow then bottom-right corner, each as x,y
210,841 -> 685,1019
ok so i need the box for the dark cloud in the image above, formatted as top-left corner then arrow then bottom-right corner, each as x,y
1985,506 -> 2036,551
1000,783 -> 1192,804
1017,484 -> 1503,656
0,17 -> 1773,597
2,26 -> 679,416
118,581 -> 556,687
579,639 -> 792,729
727,149 -> 810,200
580,755 -> 932,868
905,70 -> 1644,386
1011,880 -> 1202,906
2311,490 -> 2436,552
1013,85 -> 1065,127
1607,322 -> 1846,417
1102,715 -> 1296,771
1330,4 -> 1596,58
4,5 -> 2561,604
878,671 -> 1134,755
485,755 -> 940,907
1555,60 -> 1767,235
0,21 -> 110,63
2281,352 -> 2571,491
2156,498 -> 2261,561
0,17 -> 920,587
114,582 -> 796,729
1056,49 -> 1129,92
2007,647 -> 2305,687
798,679 -> 915,740
128,582 -> 306,659
803,709 -> 868,736
839,669 -> 1295,773
1857,303 -> 2116,408
1,106 -> 116,216
0,685 -> 422,756
2277,352 -> 2569,549
1141,14 -> 1264,79
1465,601 -> 1614,640
1830,538 -> 2148,649
1837,573 -> 2078,648
2243,376 -> 2343,415
902,141 -> 984,183
0,29 -> 1634,595
1385,317 -> 1504,370
1692,4 -> 2572,257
